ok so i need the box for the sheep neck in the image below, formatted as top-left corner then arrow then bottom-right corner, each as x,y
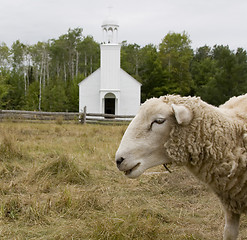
166,98 -> 247,213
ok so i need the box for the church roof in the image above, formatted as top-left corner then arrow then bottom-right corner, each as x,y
78,67 -> 142,87
102,16 -> 119,27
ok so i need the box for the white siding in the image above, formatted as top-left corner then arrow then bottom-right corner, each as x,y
79,69 -> 100,113
79,68 -> 141,115
100,44 -> 121,90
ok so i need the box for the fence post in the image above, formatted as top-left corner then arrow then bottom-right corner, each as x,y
82,106 -> 87,124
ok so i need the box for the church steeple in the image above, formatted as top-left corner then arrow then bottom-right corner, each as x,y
100,14 -> 121,91
101,14 -> 119,44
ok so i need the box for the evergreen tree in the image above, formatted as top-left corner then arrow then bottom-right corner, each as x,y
197,45 -> 247,106
191,46 -> 217,96
0,73 -> 10,108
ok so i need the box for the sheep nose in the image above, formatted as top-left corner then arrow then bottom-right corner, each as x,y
116,157 -> 125,168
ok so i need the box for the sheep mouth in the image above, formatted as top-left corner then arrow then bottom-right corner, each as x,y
124,163 -> 141,175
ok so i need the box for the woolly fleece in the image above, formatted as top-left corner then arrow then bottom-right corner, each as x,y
162,94 -> 247,214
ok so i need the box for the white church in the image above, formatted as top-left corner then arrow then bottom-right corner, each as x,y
78,17 -> 141,116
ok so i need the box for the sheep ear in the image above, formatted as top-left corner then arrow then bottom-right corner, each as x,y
171,104 -> 193,125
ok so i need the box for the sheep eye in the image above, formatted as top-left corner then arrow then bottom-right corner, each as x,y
149,118 -> 166,130
154,118 -> 166,124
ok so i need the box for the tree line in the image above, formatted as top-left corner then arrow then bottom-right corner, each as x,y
1,28 -> 247,112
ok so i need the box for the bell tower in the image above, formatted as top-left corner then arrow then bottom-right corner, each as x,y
102,16 -> 119,44
100,14 -> 121,114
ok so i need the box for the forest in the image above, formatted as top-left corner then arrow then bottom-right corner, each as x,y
1,27 -> 247,112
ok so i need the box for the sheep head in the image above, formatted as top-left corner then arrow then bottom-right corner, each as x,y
115,96 -> 193,178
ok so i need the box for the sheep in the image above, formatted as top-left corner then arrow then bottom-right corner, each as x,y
220,94 -> 247,123
115,94 -> 247,240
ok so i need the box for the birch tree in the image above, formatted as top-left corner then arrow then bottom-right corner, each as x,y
78,36 -> 100,77
11,40 -> 28,95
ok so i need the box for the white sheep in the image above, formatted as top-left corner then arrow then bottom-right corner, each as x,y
115,94 -> 247,240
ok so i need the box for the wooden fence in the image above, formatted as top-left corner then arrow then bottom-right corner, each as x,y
0,108 -> 134,125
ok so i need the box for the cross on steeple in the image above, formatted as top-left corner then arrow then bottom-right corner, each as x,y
108,6 -> 113,16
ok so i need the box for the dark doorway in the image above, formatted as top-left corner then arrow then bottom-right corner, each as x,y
105,98 -> 115,115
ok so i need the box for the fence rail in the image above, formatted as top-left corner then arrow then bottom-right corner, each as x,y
0,108 -> 134,124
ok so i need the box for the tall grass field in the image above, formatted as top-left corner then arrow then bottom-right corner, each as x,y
0,122 -> 247,239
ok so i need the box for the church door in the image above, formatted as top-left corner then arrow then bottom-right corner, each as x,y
104,93 -> 116,116
105,98 -> 115,114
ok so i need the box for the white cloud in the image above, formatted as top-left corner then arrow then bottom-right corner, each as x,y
0,0 -> 246,50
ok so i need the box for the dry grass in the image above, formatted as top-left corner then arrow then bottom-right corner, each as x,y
0,121 -> 246,239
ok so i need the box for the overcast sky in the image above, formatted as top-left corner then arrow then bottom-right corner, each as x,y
1,0 -> 247,50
